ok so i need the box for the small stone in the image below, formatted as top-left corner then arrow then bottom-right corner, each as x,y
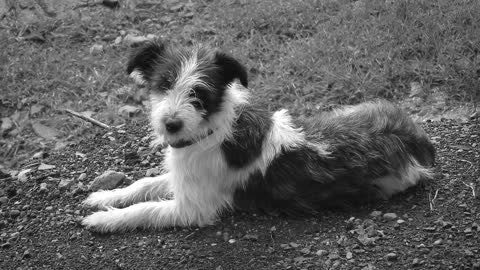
300,247 -> 310,255
386,252 -> 397,261
114,36 -> 122,44
433,239 -> 442,245
0,196 -> 7,204
123,34 -> 148,46
39,183 -> 48,193
118,105 -> 141,118
383,213 -> 398,220
412,258 -> 421,267
18,169 -> 32,182
78,173 -> 87,181
243,234 -> 259,241
370,210 -> 382,218
89,44 -> 104,55
45,206 -> 53,211
145,167 -> 162,177
89,171 -> 126,191
346,251 -> 353,259
289,242 -> 300,248
58,179 -> 74,190
396,219 -> 406,224
10,209 -> 20,217
32,151 -> 46,159
465,249 -> 474,257
316,249 -> 328,257
38,163 -> 55,170
228,239 -> 236,244
23,249 -> 32,258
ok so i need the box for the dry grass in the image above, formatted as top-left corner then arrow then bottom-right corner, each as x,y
1,0 -> 479,167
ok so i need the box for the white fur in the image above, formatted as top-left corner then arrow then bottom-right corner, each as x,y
81,81 -> 310,232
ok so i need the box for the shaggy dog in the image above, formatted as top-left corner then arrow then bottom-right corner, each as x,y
82,41 -> 435,232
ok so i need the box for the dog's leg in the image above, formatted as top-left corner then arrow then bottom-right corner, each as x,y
82,199 -> 214,232
82,173 -> 171,210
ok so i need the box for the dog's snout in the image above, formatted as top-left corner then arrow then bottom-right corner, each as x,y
165,118 -> 184,133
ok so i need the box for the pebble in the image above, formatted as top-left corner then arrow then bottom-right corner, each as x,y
145,167 -> 162,177
383,213 -> 398,220
18,169 -> 32,182
370,210 -> 382,218
386,252 -> 397,261
10,209 -> 20,217
89,44 -> 104,55
433,239 -> 442,245
412,258 -> 421,267
396,219 -> 406,224
39,183 -> 48,193
38,163 -> 55,170
58,179 -> 74,190
23,249 -> 32,258
0,196 -> 8,204
316,249 -> 328,257
89,171 -> 126,191
78,173 -> 87,181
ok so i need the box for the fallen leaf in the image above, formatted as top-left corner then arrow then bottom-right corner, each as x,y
32,122 -> 59,140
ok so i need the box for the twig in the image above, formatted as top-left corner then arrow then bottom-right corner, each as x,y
429,189 -> 439,211
461,181 -> 476,198
64,109 -> 111,129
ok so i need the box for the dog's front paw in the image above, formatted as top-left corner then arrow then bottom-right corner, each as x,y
82,191 -> 115,210
82,210 -> 124,233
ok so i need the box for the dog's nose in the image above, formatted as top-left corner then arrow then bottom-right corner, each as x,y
165,118 -> 183,133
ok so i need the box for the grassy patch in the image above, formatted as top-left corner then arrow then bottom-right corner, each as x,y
1,0 -> 479,167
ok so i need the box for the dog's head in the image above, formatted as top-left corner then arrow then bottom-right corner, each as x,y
127,40 -> 249,148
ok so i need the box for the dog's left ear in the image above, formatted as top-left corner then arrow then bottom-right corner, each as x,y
214,52 -> 248,88
126,40 -> 167,85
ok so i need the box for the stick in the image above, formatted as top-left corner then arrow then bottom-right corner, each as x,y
429,189 -> 439,211
64,109 -> 111,129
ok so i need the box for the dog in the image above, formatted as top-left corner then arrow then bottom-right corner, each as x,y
82,40 -> 435,232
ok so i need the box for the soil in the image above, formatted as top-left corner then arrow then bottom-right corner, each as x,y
0,118 -> 479,270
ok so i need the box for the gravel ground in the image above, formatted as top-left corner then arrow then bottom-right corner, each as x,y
0,118 -> 479,270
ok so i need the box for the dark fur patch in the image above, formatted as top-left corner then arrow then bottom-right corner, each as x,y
221,105 -> 272,169
234,101 -> 435,216
233,144 -> 384,216
126,40 -> 166,83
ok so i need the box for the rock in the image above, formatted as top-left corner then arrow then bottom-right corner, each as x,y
32,151 -> 47,159
123,34 -> 149,46
118,105 -> 142,118
396,219 -> 406,224
145,167 -> 162,177
386,252 -> 397,261
89,44 -> 104,55
38,163 -> 55,170
31,122 -> 59,140
10,209 -> 20,217
433,239 -> 442,245
299,247 -> 310,255
18,169 -> 32,182
23,249 -> 32,258
383,213 -> 398,220
412,258 -> 421,267
114,36 -> 122,45
39,183 -> 48,193
58,179 -> 74,190
78,173 -> 87,181
228,239 -> 236,244
316,249 -> 328,257
346,251 -> 353,259
289,242 -> 300,248
370,210 -> 382,218
89,171 -> 126,191
243,234 -> 259,241
1,117 -> 14,135
0,196 -> 7,204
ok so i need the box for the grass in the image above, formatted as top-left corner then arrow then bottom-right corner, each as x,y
1,0 -> 479,167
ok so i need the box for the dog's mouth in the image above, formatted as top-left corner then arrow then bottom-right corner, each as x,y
169,130 -> 214,148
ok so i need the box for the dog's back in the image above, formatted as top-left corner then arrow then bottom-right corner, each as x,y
235,100 -> 435,215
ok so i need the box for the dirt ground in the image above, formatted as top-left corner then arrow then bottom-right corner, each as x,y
0,117 -> 479,270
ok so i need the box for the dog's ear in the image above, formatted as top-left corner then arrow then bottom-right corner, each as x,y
214,52 -> 248,88
126,40 -> 166,85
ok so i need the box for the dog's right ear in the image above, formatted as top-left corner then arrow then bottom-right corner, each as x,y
126,40 -> 166,85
